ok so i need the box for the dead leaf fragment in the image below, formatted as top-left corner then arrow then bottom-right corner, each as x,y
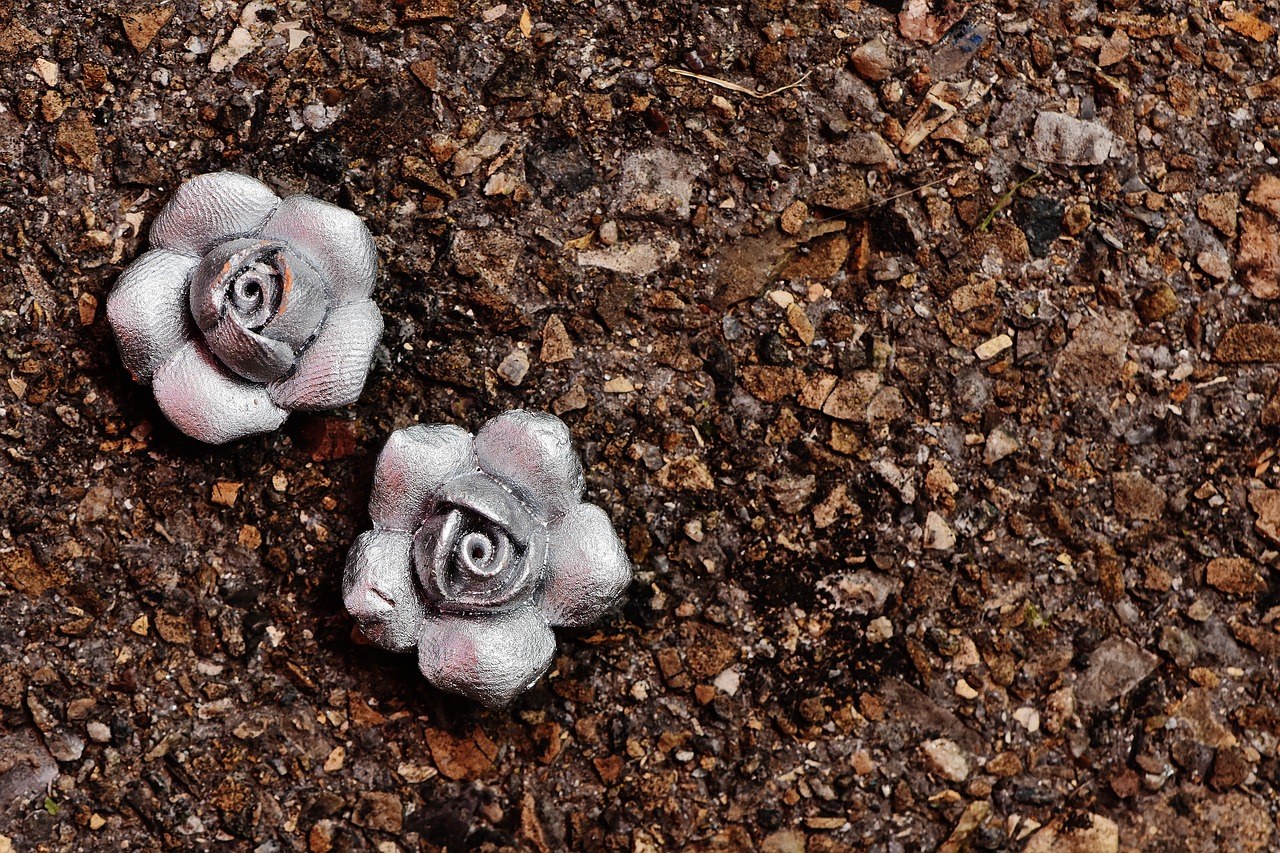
120,7 -> 175,53
898,0 -> 967,45
211,481 -> 244,507
540,315 -> 575,364
656,455 -> 715,491
425,727 -> 497,780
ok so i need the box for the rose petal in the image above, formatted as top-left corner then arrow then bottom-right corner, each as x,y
266,300 -> 383,410
542,502 -> 632,627
260,246 -> 331,351
437,471 -> 541,546
343,529 -> 424,653
106,249 -> 199,382
369,425 -> 478,532
417,606 -> 556,706
202,313 -> 296,383
474,410 -> 584,521
150,172 -> 280,257
260,194 -> 378,303
152,340 -> 289,443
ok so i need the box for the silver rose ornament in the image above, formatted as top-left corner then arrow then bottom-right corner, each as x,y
344,411 -> 632,706
107,172 -> 383,444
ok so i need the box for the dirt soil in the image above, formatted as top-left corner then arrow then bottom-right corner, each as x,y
3,0 -> 1280,850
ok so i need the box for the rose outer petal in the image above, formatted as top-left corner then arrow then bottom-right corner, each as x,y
343,529 -> 424,653
150,172 -> 280,257
266,300 -> 383,411
369,425 -> 477,532
106,249 -> 199,382
541,502 -> 632,628
152,340 -> 289,444
260,194 -> 378,304
474,410 -> 585,522
417,606 -> 556,707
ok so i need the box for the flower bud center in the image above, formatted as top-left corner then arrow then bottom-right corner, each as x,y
459,531 -> 500,576
227,259 -> 280,329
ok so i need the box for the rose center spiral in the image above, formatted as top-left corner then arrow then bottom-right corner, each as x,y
411,474 -> 549,614
189,238 -> 332,384
230,262 -> 277,320
459,531 -> 501,576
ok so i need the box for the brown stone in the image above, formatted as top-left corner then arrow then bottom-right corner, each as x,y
54,110 -> 98,171
1198,191 -> 1239,236
1215,324 -> 1280,363
348,694 -> 386,727
1224,8 -> 1277,42
740,365 -> 802,403
1206,557 -> 1267,596
986,751 -> 1022,777
1249,489 -> 1280,544
684,624 -> 737,679
822,372 -> 880,421
1136,282 -> 1178,323
1265,382 -> 1280,428
781,233 -> 849,281
1210,747 -> 1252,790
211,481 -> 243,507
1112,471 -> 1166,522
301,418 -> 358,462
351,791 -> 403,833
1238,209 -> 1280,300
1062,202 -> 1092,235
812,172 -> 870,212
593,754 -> 623,784
798,373 -> 838,409
1098,546 -> 1126,601
154,612 -> 192,645
850,39 -> 893,81
402,155 -> 457,199
1053,312 -> 1133,392
780,201 -> 807,235
409,59 -> 438,90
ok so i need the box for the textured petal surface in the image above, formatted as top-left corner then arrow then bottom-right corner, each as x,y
260,194 -> 378,303
417,606 -> 556,706
370,425 -> 478,531
542,502 -> 632,627
150,172 -> 280,257
152,341 -> 289,443
475,410 -> 585,521
266,300 -> 383,410
343,529 -> 424,653
106,249 -> 199,382
261,246 -> 331,350
202,313 -> 296,383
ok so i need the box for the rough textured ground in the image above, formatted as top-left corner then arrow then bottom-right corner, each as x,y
3,0 -> 1280,850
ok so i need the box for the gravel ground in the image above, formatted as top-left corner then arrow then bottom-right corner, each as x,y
3,1 -> 1280,850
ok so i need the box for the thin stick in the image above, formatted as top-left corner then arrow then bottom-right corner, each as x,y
977,171 -> 1041,232
846,173 -> 956,216
665,67 -> 813,99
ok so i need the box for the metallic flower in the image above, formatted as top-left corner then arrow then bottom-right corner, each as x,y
106,172 -> 383,444
344,411 -> 632,706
